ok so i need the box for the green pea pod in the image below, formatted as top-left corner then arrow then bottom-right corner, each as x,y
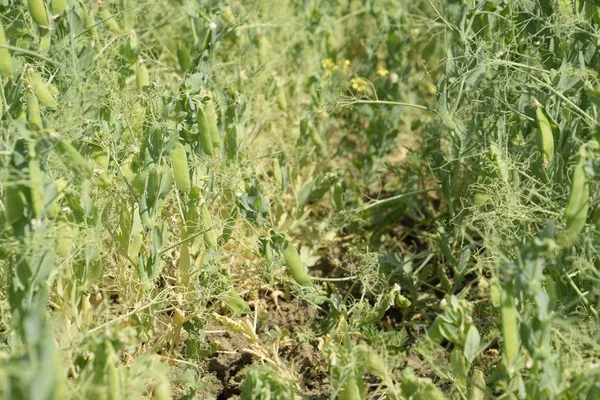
136,58 -> 150,92
122,0 -> 137,31
282,240 -> 312,286
201,204 -> 218,249
4,185 -> 26,226
28,0 -> 50,27
224,290 -> 250,313
273,158 -> 283,189
333,181 -> 345,210
469,368 -> 486,400
534,100 -> 554,168
179,243 -> 191,287
309,123 -> 324,152
128,30 -> 139,54
99,3 -> 121,33
0,22 -> 15,80
200,27 -> 211,52
39,29 -> 51,54
29,71 -> 59,108
206,99 -> 221,148
171,142 -> 191,193
276,85 -> 288,112
78,0 -> 97,39
197,105 -> 215,156
500,288 -> 519,366
106,342 -> 121,400
153,377 -> 172,400
29,157 -> 45,219
338,375 -> 361,400
54,138 -> 94,179
559,161 -> 589,245
26,87 -> 43,130
46,177 -> 68,218
418,384 -> 446,400
56,222 -> 74,258
51,0 -> 67,15
221,7 -> 235,24
177,43 -> 192,71
365,348 -> 386,379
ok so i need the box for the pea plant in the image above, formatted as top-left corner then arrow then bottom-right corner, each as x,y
1,0 -> 600,399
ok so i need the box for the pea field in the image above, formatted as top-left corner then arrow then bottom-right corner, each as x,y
1,0 -> 600,399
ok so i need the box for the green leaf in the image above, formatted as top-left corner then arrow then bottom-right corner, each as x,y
463,325 -> 480,364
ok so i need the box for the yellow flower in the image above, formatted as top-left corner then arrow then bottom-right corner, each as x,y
341,59 -> 350,69
377,67 -> 389,77
350,77 -> 368,92
321,58 -> 334,70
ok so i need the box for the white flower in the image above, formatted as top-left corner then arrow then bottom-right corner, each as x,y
31,219 -> 43,230
209,22 -> 217,31
390,72 -> 399,84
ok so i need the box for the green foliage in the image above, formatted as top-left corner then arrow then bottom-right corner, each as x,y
1,0 -> 600,398
240,364 -> 296,400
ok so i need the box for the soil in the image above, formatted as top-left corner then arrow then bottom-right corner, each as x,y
204,294 -> 328,399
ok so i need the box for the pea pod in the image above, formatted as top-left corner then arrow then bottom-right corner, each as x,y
177,44 -> 191,71
333,181 -> 345,210
28,71 -> 59,108
500,288 -> 519,366
56,223 -> 74,258
106,342 -> 121,400
273,158 -> 283,189
534,99 -> 554,168
338,375 -> 361,400
276,85 -> 287,112
29,157 -> 45,219
28,0 -> 50,27
99,2 -> 121,33
46,177 -> 68,218
365,348 -> 386,379
79,0 -> 97,38
122,0 -> 137,31
223,290 -> 250,313
282,240 -> 312,286
197,104 -> 215,156
221,7 -> 235,24
309,123 -> 324,152
201,204 -> 218,249
179,243 -> 191,287
53,137 -> 94,179
4,185 -> 25,226
206,98 -> 221,148
469,368 -> 486,400
0,22 -> 14,80
51,0 -> 67,16
419,384 -> 446,400
171,142 -> 191,193
559,160 -> 589,245
91,145 -> 111,188
26,86 -> 43,130
153,377 -> 172,400
136,58 -> 150,92
39,29 -> 51,54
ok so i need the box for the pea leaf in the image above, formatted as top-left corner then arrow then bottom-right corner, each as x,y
464,325 -> 481,364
